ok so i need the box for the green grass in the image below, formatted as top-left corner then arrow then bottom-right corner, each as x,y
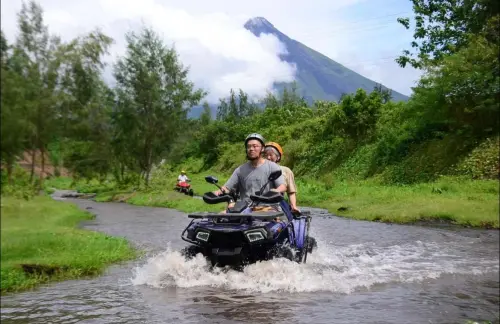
43,176 -> 74,191
298,175 -> 499,228
46,172 -> 499,229
0,195 -> 138,294
41,170 -> 223,213
94,189 -> 223,213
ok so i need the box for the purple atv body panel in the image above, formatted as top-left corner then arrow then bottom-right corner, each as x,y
188,202 -> 304,244
279,200 -> 294,222
187,215 -> 287,237
280,200 -> 306,248
292,218 -> 306,249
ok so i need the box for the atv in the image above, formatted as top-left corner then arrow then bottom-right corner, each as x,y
175,179 -> 194,196
180,169 -> 317,268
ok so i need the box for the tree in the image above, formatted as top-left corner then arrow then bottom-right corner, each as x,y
396,0 -> 499,68
57,29 -> 115,180
14,0 -> 65,188
410,28 -> 499,136
58,29 -> 113,138
216,88 -> 259,122
113,26 -> 205,186
199,102 -> 212,126
373,83 -> 393,103
0,31 -> 29,184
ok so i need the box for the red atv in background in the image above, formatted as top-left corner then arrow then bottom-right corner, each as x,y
175,180 -> 194,196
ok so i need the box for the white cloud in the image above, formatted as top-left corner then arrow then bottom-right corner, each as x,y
1,0 -> 422,100
1,0 -> 297,103
331,50 -> 423,96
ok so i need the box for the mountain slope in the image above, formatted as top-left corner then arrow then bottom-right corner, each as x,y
243,17 -> 409,103
188,17 -> 409,118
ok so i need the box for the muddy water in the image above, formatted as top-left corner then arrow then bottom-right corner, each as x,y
1,194 -> 499,324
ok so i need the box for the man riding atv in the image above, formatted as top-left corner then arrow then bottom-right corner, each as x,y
213,133 -> 287,211
181,133 -> 318,267
175,170 -> 194,196
178,170 -> 189,184
264,142 -> 299,213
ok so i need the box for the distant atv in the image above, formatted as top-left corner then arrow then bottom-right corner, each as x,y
180,170 -> 317,268
175,180 -> 194,196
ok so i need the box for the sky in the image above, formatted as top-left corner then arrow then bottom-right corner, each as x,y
1,0 -> 422,103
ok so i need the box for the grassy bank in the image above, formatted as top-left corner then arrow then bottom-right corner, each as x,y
1,195 -> 137,294
297,176 -> 499,228
46,172 -> 499,229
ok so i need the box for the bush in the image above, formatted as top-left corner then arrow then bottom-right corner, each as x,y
0,165 -> 37,200
455,136 -> 499,179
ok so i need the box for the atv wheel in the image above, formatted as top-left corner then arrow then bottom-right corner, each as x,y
292,236 -> 317,264
307,236 -> 318,253
188,189 -> 194,196
181,245 -> 202,259
210,256 -> 218,267
298,236 -> 317,263
270,245 -> 294,262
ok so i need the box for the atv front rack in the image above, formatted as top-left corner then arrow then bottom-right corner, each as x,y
188,211 -> 285,220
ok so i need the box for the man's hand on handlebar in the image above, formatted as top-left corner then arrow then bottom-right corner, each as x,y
213,186 -> 229,196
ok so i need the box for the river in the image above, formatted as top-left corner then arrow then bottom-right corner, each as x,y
1,193 -> 499,324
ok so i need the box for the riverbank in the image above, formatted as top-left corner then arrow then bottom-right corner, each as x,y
0,195 -> 138,294
45,173 -> 500,229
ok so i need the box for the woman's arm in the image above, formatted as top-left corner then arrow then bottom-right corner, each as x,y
288,192 -> 298,211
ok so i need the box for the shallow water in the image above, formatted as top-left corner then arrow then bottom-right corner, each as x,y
1,194 -> 499,324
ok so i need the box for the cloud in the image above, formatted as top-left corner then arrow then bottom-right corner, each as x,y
352,61 -> 422,97
1,0 -> 422,99
1,0 -> 297,103
332,50 -> 423,96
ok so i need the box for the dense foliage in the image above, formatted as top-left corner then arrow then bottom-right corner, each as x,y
1,0 -> 498,196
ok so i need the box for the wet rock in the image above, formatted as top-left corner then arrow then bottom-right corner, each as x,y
20,264 -> 66,276
60,192 -> 96,199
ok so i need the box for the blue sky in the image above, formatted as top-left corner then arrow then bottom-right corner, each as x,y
1,0 -> 422,101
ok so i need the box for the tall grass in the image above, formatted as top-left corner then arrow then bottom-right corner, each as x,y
1,196 -> 137,294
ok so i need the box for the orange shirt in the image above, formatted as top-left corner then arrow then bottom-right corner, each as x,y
280,165 -> 297,194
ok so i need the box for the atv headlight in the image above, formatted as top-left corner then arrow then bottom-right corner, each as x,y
245,229 -> 267,243
246,232 -> 264,242
196,231 -> 210,242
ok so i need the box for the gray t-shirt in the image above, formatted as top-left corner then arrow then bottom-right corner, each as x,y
224,159 -> 285,204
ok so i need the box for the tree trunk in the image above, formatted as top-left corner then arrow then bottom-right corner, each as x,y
39,145 -> 45,190
137,171 -> 142,188
59,139 -> 64,174
120,163 -> 125,183
30,148 -> 36,183
6,160 -> 13,185
145,168 -> 151,187
144,138 -> 154,187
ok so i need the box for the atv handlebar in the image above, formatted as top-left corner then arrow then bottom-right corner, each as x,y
202,171 -> 283,206
249,191 -> 284,204
202,190 -> 239,204
202,190 -> 283,205
202,192 -> 232,204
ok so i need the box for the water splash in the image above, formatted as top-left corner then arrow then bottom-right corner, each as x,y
131,240 -> 499,294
